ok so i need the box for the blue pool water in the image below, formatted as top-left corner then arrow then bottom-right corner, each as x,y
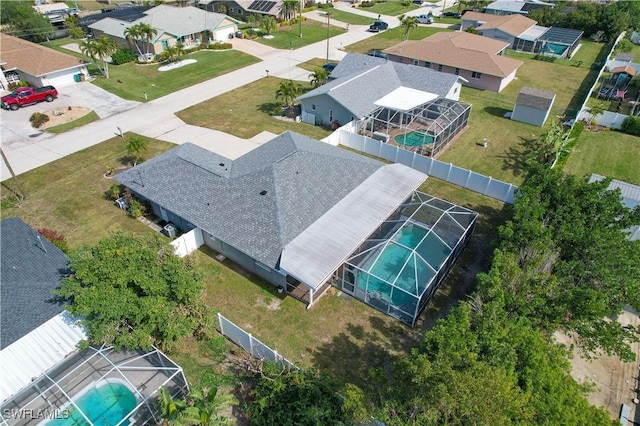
47,381 -> 136,426
394,131 -> 434,147
357,224 -> 451,309
545,43 -> 568,56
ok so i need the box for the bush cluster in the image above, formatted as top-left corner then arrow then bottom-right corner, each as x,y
29,112 -> 50,128
37,228 -> 69,253
621,115 -> 640,136
7,81 -> 30,90
533,54 -> 556,62
111,48 -> 137,65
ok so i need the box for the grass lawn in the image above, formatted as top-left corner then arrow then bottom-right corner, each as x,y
176,77 -> 331,140
256,19 -> 344,49
345,26 -> 452,54
46,111 -> 100,134
298,58 -> 337,72
321,9 -> 378,25
357,1 -> 419,16
0,134 -> 174,248
42,39 -> 260,102
436,40 -> 608,185
563,130 -> 640,185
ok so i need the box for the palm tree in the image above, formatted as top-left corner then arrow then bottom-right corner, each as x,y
399,14 -> 418,40
587,101 -> 606,128
124,25 -> 143,60
137,22 -> 158,61
278,0 -> 298,21
80,36 -> 117,79
126,135 -> 148,166
276,79 -> 303,117
158,387 -> 237,426
309,67 -> 328,88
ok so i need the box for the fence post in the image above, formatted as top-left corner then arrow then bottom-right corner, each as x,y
464,170 -> 472,188
446,163 -> 453,181
249,333 -> 254,356
483,177 -> 493,196
217,312 -> 223,334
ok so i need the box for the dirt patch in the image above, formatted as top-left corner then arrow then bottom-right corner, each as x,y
255,295 -> 281,311
41,107 -> 92,129
556,309 -> 640,422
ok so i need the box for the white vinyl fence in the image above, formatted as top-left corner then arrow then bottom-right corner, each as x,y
171,227 -> 203,257
216,313 -> 296,370
328,128 -> 517,204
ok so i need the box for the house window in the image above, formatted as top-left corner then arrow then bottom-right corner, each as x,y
455,68 -> 460,75
437,64 -> 443,72
178,36 -> 185,43
238,9 -> 243,14
228,8 -> 234,13
413,60 -> 419,66
329,109 -> 333,122
471,71 -> 482,79
312,104 -> 316,111
424,62 -> 431,68
350,116 -> 354,121
161,40 -> 169,50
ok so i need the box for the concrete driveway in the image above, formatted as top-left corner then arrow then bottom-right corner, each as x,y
0,82 -> 139,150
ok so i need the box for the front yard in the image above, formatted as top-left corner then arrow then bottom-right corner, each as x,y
176,76 -> 331,140
357,1 -> 419,16
0,134 -> 508,388
255,19 -> 345,49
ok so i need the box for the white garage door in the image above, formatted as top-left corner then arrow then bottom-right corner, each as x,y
214,27 -> 235,42
45,69 -> 80,87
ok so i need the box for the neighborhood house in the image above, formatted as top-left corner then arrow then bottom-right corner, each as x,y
89,5 -> 239,57
383,31 -> 524,92
461,11 -> 583,58
116,132 -> 478,326
484,0 -> 553,16
0,33 -> 88,90
197,0 -> 281,20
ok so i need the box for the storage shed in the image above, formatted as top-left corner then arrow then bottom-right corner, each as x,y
511,86 -> 555,126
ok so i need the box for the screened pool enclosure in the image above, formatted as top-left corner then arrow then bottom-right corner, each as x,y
0,346 -> 188,426
356,98 -> 471,158
335,192 -> 478,326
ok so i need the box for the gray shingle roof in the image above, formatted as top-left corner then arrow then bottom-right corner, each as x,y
297,53 -> 460,119
515,86 -> 555,110
138,5 -> 230,38
1,218 -> 69,349
116,132 -> 383,268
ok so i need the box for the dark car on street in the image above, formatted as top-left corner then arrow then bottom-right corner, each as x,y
442,11 -> 461,18
369,21 -> 389,32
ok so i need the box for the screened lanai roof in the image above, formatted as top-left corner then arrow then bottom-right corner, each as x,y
0,345 -> 188,426
345,192 -> 478,324
280,163 -> 427,290
538,26 -> 583,45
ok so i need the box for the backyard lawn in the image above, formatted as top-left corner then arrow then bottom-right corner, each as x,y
176,77 -> 332,140
357,1 -> 419,16
256,19 -> 344,49
0,134 -> 508,388
42,39 -> 261,102
563,130 -> 640,185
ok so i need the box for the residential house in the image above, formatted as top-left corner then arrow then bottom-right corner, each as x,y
588,174 -> 640,241
0,33 -> 88,90
0,218 -> 86,402
485,0 -> 553,16
297,53 -> 463,127
89,5 -> 238,57
383,32 -> 523,92
511,86 -> 555,126
197,0 -> 280,20
461,11 -> 583,58
115,131 -> 478,326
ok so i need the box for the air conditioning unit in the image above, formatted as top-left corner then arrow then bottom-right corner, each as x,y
163,223 -> 177,239
114,196 -> 130,210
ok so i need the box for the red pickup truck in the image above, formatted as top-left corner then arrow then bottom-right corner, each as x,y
1,86 -> 58,110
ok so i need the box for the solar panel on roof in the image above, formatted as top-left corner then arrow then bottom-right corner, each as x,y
248,0 -> 275,12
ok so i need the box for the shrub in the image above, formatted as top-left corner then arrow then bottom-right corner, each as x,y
318,2 -> 333,8
402,0 -> 411,6
37,228 -> 70,253
555,121 -> 585,169
111,48 -> 136,65
29,112 -> 50,129
69,25 -> 85,39
533,54 -> 556,62
621,116 -> 640,136
616,39 -> 633,53
128,198 -> 145,218
208,42 -> 232,50
8,81 -> 30,90
359,1 -> 375,6
106,182 -> 122,200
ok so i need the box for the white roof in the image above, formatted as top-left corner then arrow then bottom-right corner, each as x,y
88,17 -> 131,39
33,3 -> 71,14
0,311 -> 86,402
374,87 -> 439,112
280,163 -> 427,289
518,25 -> 549,41
589,174 -> 640,241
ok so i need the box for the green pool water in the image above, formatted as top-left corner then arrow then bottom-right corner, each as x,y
394,131 -> 434,147
47,381 -> 136,426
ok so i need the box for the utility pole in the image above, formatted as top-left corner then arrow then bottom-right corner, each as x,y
299,0 -> 303,38
326,10 -> 330,62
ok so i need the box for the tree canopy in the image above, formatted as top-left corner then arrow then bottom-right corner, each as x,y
54,232 -> 211,350
0,1 -> 54,42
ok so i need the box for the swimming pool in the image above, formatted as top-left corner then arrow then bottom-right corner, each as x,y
356,224 -> 452,309
545,43 -> 568,56
394,131 -> 434,147
46,379 -> 137,426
